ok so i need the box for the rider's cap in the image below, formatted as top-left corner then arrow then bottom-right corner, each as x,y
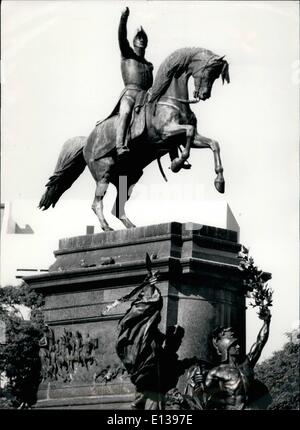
133,26 -> 148,48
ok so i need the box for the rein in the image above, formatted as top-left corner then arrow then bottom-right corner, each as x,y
160,95 -> 200,104
148,90 -> 200,105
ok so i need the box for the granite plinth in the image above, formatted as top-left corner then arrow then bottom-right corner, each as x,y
25,222 -> 246,409
47,221 -> 239,272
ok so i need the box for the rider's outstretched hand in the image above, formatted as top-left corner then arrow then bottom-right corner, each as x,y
122,7 -> 129,17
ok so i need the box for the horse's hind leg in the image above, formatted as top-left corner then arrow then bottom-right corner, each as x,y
92,180 -> 113,231
111,172 -> 142,229
88,156 -> 115,231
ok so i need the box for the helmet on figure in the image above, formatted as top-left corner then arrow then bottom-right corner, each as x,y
212,327 -> 239,362
133,26 -> 148,49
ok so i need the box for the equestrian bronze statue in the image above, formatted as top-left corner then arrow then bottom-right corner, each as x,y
39,11 -> 230,231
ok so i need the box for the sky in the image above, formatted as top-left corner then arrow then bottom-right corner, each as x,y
1,0 -> 299,360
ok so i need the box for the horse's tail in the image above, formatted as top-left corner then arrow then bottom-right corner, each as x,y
39,136 -> 87,210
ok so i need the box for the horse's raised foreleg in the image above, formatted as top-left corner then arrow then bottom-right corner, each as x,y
192,133 -> 225,193
92,180 -> 113,231
111,172 -> 143,229
162,124 -> 195,173
169,146 -> 191,170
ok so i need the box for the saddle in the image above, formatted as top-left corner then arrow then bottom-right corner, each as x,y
92,89 -> 148,161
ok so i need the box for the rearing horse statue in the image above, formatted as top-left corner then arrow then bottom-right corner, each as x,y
39,47 -> 230,231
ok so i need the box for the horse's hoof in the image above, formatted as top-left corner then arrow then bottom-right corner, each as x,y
214,178 -> 225,194
171,160 -> 182,173
103,226 -> 114,232
119,216 -> 136,229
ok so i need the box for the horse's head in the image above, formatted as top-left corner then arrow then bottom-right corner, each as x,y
190,55 -> 230,101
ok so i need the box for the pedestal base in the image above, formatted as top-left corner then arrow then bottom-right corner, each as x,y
25,222 -> 246,409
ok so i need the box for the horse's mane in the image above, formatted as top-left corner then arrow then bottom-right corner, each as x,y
149,47 -> 216,103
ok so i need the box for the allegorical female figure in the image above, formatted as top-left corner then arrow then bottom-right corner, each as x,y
116,264 -> 164,409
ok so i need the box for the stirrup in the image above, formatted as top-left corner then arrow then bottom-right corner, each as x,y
116,146 -> 130,157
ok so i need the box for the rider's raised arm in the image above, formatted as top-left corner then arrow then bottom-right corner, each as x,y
247,309 -> 271,368
118,7 -> 133,58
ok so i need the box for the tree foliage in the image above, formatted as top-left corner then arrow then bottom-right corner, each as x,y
255,333 -> 300,410
0,282 -> 45,408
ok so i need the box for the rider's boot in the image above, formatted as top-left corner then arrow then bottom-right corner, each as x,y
116,113 -> 130,159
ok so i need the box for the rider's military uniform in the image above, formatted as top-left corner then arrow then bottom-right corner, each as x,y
115,11 -> 153,155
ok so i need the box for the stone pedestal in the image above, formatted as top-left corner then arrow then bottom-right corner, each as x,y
25,222 -> 247,409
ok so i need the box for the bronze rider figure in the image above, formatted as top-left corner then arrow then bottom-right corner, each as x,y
116,7 -> 153,158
